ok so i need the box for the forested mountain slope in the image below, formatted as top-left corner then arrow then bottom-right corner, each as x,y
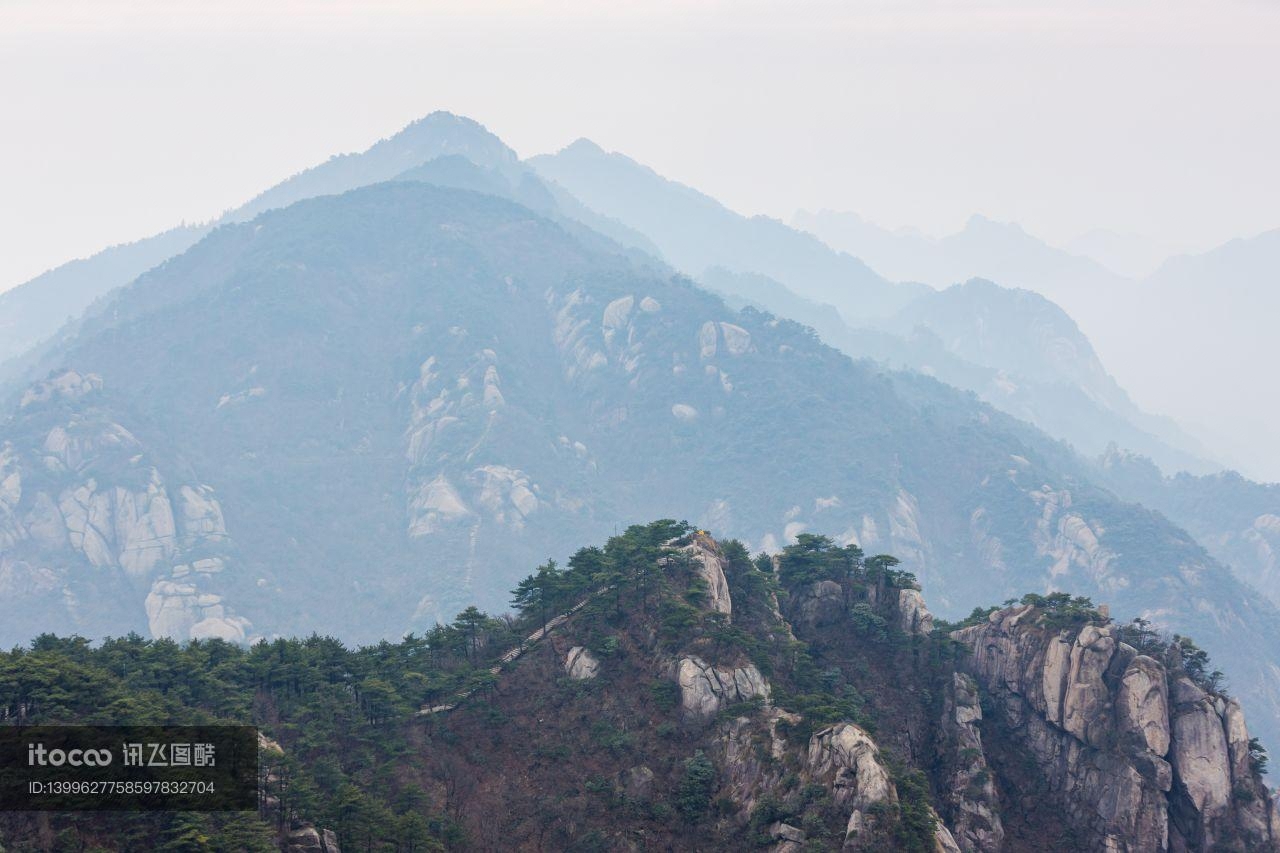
1097,448 -> 1280,610
2,526 -> 1275,852
3,180 -> 1280,748
0,113 -> 655,371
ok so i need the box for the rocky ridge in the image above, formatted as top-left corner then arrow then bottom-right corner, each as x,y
532,529 -> 1279,852
954,604 -> 1278,851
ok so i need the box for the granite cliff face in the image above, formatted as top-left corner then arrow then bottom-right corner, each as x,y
497,529 -> 1280,852
0,371 -> 250,642
953,605 -> 1278,851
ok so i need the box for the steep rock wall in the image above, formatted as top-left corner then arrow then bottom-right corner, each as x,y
953,605 -> 1278,852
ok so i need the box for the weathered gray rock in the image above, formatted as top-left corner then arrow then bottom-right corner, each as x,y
938,673 -> 1004,852
1169,676 -> 1233,842
674,655 -> 769,717
789,579 -> 845,628
897,587 -> 935,635
285,826 -> 323,853
0,377 -> 251,644
954,604 -> 1280,852
684,532 -> 733,618
1062,624 -> 1116,746
954,611 -> 1169,850
145,579 -> 250,642
176,485 -> 228,542
715,708 -> 798,815
18,371 -> 103,409
285,826 -> 340,853
564,645 -> 600,680
1118,655 -> 1171,756
931,814 -> 963,853
767,821 -> 806,851
806,722 -> 895,843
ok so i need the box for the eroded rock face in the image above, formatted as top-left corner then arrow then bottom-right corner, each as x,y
1167,676 -> 1235,845
683,532 -> 733,618
932,819 -> 963,853
766,821 -> 806,853
1118,655 -> 1170,756
806,723 -> 896,843
19,371 -> 103,409
564,646 -> 600,680
715,708 -> 798,815
1062,624 -> 1115,746
0,371 -> 250,644
675,656 -> 769,717
788,580 -> 845,629
145,579 -> 251,643
284,825 -> 341,853
937,673 -> 1004,852
953,606 -> 1278,852
897,587 -> 935,635
618,765 -> 655,801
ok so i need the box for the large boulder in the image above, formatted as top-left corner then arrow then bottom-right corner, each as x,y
685,533 -> 733,618
564,646 -> 600,680
674,655 -> 769,718
1062,624 -> 1116,746
1169,677 -> 1233,835
897,587 -> 935,635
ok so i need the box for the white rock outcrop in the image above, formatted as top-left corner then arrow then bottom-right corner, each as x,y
806,723 -> 896,842
1168,676 -> 1232,820
897,588 -> 935,635
675,656 -> 769,717
1118,655 -> 1171,756
564,646 -> 600,680
682,533 -> 733,618
145,579 -> 250,642
19,371 -> 102,408
407,474 -> 472,536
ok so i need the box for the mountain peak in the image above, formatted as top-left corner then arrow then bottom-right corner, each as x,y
560,137 -> 609,157
395,110 -> 498,141
963,213 -> 1025,236
378,111 -> 517,163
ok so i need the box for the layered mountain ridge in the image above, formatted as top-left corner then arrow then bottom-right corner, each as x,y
4,178 -> 1280,754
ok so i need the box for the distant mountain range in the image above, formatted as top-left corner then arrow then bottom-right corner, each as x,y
4,164 -> 1280,750
3,111 -> 1280,749
791,208 -> 1280,482
528,140 -> 925,322
1121,229 -> 1280,479
0,114 -> 658,369
702,269 -> 1218,476
791,209 -> 1130,305
0,115 -> 1251,488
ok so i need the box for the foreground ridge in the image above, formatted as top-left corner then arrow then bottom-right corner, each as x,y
2,522 -> 1277,852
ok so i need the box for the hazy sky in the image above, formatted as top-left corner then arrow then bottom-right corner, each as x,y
2,0 -> 1278,293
